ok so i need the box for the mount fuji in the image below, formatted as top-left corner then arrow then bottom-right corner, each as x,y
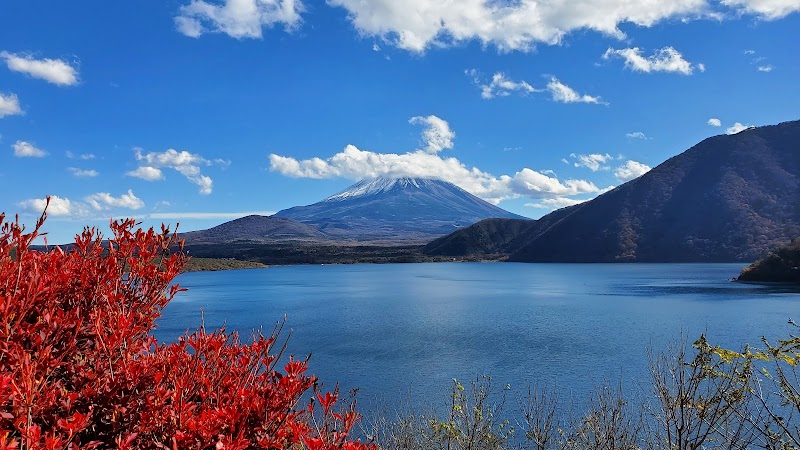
273,177 -> 524,242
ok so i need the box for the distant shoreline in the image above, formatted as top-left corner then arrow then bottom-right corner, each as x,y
182,257 -> 268,273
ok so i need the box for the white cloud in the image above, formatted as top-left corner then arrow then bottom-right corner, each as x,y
726,122 -> 753,134
526,197 -> 588,209
270,146 -> 607,204
131,148 -> 221,194
743,49 -> 776,72
68,167 -> 99,178
467,70 -> 538,99
175,0 -> 303,39
19,196 -> 75,217
625,131 -> 648,139
127,166 -> 165,181
327,0 -> 707,53
602,46 -> 699,75
0,51 -> 78,86
697,63 -> 706,72
269,117 -> 610,205
372,43 -> 381,52
466,71 -> 602,104
707,118 -> 722,127
570,153 -> 613,171
13,140 -> 47,158
85,190 -> 144,211
721,0 -> 800,19
0,93 -> 23,118
409,115 -> 455,153
20,191 -> 145,219
547,77 -> 604,104
614,160 -> 651,181
193,175 -> 214,195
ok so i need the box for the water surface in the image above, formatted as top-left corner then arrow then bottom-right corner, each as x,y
155,263 -> 800,412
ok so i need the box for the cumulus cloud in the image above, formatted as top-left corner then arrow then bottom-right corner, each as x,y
269,116 -> 610,205
526,197 -> 589,209
570,153 -> 613,171
68,167 -> 99,178
327,0 -> 707,53
131,148 -> 222,194
726,122 -> 753,134
757,65 -> 774,72
127,166 -> 165,181
19,191 -> 144,218
602,46 -> 700,75
466,70 -> 538,99
546,77 -> 604,104
0,93 -> 23,118
13,140 -> 47,158
626,131 -> 648,139
19,196 -> 75,217
270,146 -> 606,204
409,115 -> 455,153
0,51 -> 78,86
175,0 -> 303,39
721,0 -> 800,19
614,160 -> 651,182
85,190 -> 145,211
707,118 -> 722,127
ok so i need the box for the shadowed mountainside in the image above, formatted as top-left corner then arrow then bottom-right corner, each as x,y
427,120 -> 800,262
423,206 -> 575,257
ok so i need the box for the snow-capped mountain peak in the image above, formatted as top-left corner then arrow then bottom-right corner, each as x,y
324,177 -> 436,201
274,176 -> 524,241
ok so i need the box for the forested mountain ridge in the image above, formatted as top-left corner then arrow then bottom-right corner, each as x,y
427,120 -> 800,262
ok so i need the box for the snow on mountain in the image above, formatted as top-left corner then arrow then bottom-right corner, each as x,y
324,177 -> 428,201
275,177 -> 525,242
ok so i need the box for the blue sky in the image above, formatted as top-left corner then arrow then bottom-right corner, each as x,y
0,0 -> 798,244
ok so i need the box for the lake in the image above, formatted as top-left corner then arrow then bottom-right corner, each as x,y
155,263 -> 800,415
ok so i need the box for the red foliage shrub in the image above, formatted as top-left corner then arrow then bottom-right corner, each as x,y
0,206 -> 374,450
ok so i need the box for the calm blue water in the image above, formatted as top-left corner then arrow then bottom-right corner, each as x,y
155,263 -> 800,414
